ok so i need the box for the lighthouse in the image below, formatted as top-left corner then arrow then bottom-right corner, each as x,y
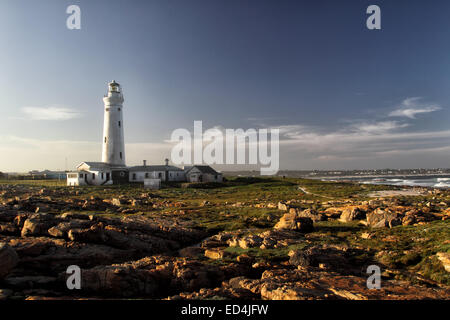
102,80 -> 126,167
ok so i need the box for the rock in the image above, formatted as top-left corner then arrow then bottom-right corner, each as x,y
21,218 -> 51,237
48,220 -> 92,238
288,246 -> 355,273
131,199 -> 142,207
278,201 -> 288,211
200,200 -> 210,207
402,215 -> 416,226
0,243 -> 19,279
274,213 -> 314,233
4,276 -> 57,290
68,223 -> 107,243
436,252 -> 450,272
261,283 -> 328,300
227,237 -> 239,247
360,232 -> 374,239
236,254 -> 254,264
61,212 -> 90,220
178,247 -> 204,258
238,235 -> 263,249
111,198 -> 127,206
367,210 -> 401,228
204,248 -> 228,260
294,208 -> 325,222
0,223 -> 18,235
328,288 -> 367,300
78,256 -> 226,297
339,206 -> 364,222
0,289 -> 13,300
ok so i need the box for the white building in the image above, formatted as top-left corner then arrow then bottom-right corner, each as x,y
102,80 -> 126,166
67,81 -> 129,186
129,159 -> 186,183
67,81 -> 223,186
67,162 -> 129,186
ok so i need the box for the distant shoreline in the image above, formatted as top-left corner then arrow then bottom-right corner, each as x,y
310,173 -> 450,180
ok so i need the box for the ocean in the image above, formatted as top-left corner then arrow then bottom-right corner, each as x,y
321,175 -> 450,189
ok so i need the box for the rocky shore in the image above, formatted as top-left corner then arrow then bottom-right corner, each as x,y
0,180 -> 449,300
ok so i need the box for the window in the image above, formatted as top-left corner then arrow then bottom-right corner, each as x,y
79,174 -> 83,178
92,173 -> 95,180
118,121 -> 121,127
145,173 -> 149,178
101,172 -> 104,179
120,152 -> 122,159
132,173 -> 136,180
104,137 -> 107,143
158,172 -> 162,178
118,108 -> 121,111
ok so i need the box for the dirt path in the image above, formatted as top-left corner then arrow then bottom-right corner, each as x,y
297,186 -> 335,199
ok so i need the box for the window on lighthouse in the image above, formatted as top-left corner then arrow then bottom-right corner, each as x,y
118,121 -> 121,127
120,152 -> 122,159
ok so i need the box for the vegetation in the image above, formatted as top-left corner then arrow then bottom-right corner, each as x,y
1,176 -> 448,286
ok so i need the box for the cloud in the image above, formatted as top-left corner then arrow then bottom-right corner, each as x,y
0,135 -> 175,172
348,121 -> 409,134
21,106 -> 83,121
276,119 -> 450,161
388,97 -> 442,119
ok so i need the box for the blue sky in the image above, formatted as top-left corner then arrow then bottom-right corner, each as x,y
0,0 -> 449,171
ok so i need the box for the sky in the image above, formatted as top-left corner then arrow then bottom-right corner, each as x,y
0,0 -> 449,172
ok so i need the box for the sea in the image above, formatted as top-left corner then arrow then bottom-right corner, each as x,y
321,175 -> 450,189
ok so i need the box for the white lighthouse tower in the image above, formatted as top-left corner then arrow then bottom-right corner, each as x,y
102,80 -> 126,167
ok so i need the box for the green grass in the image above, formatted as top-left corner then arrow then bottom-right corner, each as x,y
1,176 -> 448,285
0,179 -> 66,187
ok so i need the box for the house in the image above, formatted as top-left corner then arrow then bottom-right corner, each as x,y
66,162 -> 128,186
184,165 -> 223,183
129,160 -> 185,183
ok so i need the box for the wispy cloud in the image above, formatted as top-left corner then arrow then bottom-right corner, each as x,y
388,97 -> 441,119
21,106 -> 83,121
348,121 -> 409,134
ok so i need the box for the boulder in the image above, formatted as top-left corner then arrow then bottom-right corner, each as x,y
21,215 -> 57,237
339,207 -> 365,222
402,215 -> 416,226
0,243 -> 19,279
288,246 -> 356,273
61,212 -> 90,220
436,252 -> 450,272
274,213 -> 314,233
238,235 -> 263,249
178,247 -> 204,258
0,289 -> 13,300
366,209 -> 401,228
278,202 -> 289,211
204,248 -> 228,260
68,223 -> 107,243
296,208 -> 325,222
